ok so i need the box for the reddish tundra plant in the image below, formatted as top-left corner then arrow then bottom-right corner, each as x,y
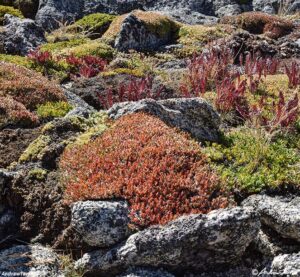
0,62 -> 65,110
180,49 -> 299,132
0,96 -> 38,127
28,50 -> 107,79
60,113 -> 230,228
99,75 -> 164,109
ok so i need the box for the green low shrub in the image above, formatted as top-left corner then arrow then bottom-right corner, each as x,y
204,128 -> 300,193
36,101 -> 73,119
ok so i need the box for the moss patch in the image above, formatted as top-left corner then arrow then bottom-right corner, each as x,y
0,5 -> 23,24
204,128 -> 300,193
0,54 -> 33,68
36,101 -> 73,119
19,135 -> 51,163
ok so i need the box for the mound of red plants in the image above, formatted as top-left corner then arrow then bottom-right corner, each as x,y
0,96 -> 38,128
221,12 -> 294,39
60,113 -> 230,228
0,62 -> 65,110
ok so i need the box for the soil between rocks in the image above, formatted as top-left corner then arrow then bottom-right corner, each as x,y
0,127 -> 42,168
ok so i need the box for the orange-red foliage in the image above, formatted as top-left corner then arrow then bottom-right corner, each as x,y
60,113 -> 230,227
0,96 -> 38,127
0,62 -> 65,110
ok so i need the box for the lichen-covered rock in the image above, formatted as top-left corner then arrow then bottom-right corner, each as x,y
71,201 -> 131,248
243,195 -> 300,242
260,252 -> 300,276
114,12 -> 178,52
0,244 -> 63,276
117,267 -> 175,277
75,207 -> 260,276
108,98 -> 221,142
2,14 -> 46,55
35,0 -> 84,31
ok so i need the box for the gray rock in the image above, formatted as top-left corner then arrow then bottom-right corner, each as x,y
2,15 -> 46,56
75,207 -> 260,276
108,98 -> 221,142
288,0 -> 300,14
243,195 -> 300,242
161,10 -> 218,25
117,267 -> 175,277
0,208 -> 16,243
260,252 -> 300,276
0,244 -> 63,276
71,201 -> 131,248
253,0 -> 279,14
63,88 -> 96,118
215,4 -> 242,17
114,13 -> 174,52
35,0 -> 84,31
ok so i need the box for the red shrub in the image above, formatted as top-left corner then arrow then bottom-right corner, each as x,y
60,113 -> 230,227
215,78 -> 247,114
238,92 -> 299,132
66,54 -> 107,78
0,62 -> 65,110
99,75 -> 164,109
0,96 -> 38,127
285,62 -> 300,89
28,50 -> 53,65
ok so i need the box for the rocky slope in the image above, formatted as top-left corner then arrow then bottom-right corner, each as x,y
0,1 -> 300,276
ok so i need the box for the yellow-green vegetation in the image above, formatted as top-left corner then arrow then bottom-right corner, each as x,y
0,54 -> 33,68
60,254 -> 85,277
47,13 -> 116,42
73,13 -> 116,36
59,40 -> 114,59
102,67 -> 145,77
176,24 -> 234,57
19,135 -> 51,163
28,168 -> 48,181
70,112 -> 110,146
36,101 -> 73,119
103,10 -> 181,42
257,74 -> 291,97
204,128 -> 300,193
40,38 -> 89,55
0,5 -> 23,24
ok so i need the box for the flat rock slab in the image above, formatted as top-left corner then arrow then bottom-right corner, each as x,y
108,98 -> 221,142
243,195 -> 300,242
76,207 -> 260,276
0,245 -> 63,276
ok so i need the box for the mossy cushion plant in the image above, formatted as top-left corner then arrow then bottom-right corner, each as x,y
41,39 -> 114,60
36,101 -> 73,119
0,5 -> 23,24
73,13 -> 116,39
204,128 -> 300,193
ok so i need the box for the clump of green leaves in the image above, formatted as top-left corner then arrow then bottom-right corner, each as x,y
204,128 -> 300,193
36,101 -> 73,119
